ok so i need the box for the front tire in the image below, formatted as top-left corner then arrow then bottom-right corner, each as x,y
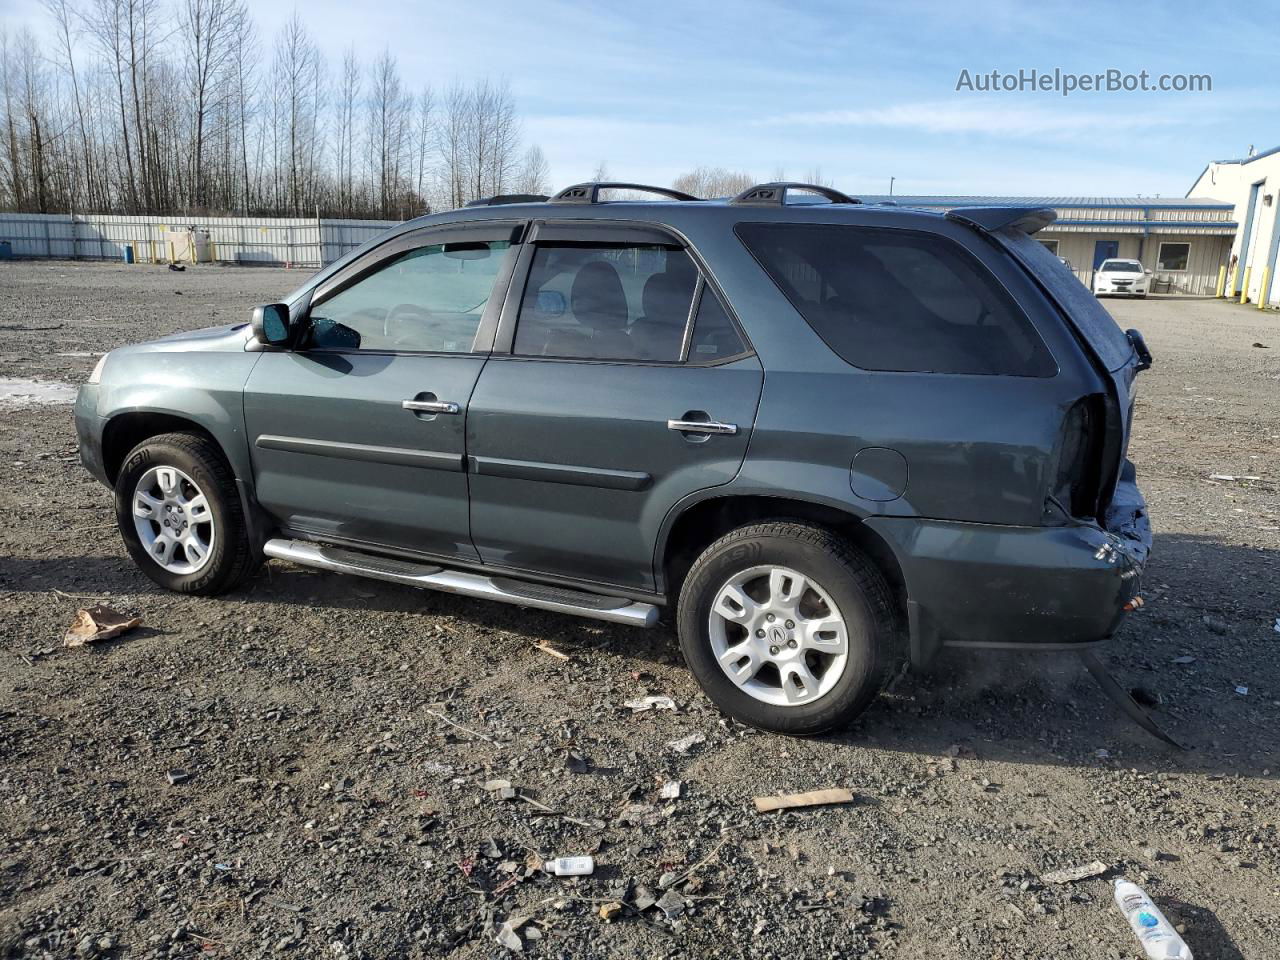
676,521 -> 902,735
114,432 -> 259,595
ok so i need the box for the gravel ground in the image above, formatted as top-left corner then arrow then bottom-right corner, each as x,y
1,259 -> 1277,959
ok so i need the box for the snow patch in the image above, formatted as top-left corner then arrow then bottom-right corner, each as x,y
0,377 -> 78,406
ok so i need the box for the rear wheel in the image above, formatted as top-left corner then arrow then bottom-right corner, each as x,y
114,432 -> 259,595
676,521 -> 902,735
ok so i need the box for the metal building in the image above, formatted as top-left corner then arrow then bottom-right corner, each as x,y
861,195 -> 1235,295
1189,146 -> 1280,306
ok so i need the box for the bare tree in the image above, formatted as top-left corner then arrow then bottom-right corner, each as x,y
272,13 -> 323,214
516,143 -> 550,195
1,4 -> 549,217
671,166 -> 754,198
334,46 -> 358,215
413,85 -> 434,213
367,49 -> 411,217
179,0 -> 244,208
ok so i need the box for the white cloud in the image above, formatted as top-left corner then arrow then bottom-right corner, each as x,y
764,100 -> 1191,140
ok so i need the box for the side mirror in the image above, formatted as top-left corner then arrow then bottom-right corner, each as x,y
252,303 -> 291,346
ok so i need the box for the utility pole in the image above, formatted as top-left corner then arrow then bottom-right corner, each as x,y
889,176 -> 895,196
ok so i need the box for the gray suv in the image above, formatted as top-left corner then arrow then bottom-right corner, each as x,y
75,181 -> 1152,735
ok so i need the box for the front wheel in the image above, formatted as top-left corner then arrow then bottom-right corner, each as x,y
114,432 -> 259,595
676,521 -> 902,735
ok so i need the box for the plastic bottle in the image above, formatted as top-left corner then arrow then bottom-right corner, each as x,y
542,856 -> 594,876
1113,879 -> 1194,959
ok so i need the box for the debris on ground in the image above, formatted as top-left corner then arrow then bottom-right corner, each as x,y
1113,878 -> 1193,959
534,641 -> 571,661
167,263 -> 185,272
1042,861 -> 1111,884
753,788 -> 855,814
616,803 -> 661,828
659,780 -> 682,800
1172,655 -> 1197,665
623,695 -> 677,713
1252,341 -> 1269,348
1208,473 -> 1260,482
494,914 -> 529,952
63,605 -> 141,647
655,888 -> 688,920
543,855 -> 594,876
666,732 -> 705,755
597,901 -> 623,921
1235,685 -> 1249,696
165,769 -> 191,786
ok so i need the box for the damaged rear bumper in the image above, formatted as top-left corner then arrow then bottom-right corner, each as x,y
866,463 -> 1151,666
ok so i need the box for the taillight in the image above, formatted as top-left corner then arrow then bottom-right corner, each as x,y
1048,396 -> 1106,520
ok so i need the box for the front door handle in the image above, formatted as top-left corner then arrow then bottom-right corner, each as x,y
403,399 -> 460,415
667,417 -> 738,436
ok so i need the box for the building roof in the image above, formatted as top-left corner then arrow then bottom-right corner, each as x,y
856,195 -> 1232,209
1209,144 -> 1280,166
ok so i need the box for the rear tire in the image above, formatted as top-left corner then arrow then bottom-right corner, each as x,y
676,521 -> 902,735
114,432 -> 259,595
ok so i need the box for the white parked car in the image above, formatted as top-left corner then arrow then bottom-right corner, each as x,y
1093,258 -> 1150,298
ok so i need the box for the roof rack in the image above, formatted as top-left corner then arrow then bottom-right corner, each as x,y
550,182 -> 698,204
464,193 -> 550,207
730,182 -> 861,206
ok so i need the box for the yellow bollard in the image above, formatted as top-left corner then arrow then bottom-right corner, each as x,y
1215,264 -> 1227,298
1239,266 -> 1252,304
1259,266 -> 1272,310
1227,265 -> 1238,298
168,241 -> 175,264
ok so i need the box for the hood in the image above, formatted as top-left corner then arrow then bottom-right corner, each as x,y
131,323 -> 252,354
1100,270 -> 1145,281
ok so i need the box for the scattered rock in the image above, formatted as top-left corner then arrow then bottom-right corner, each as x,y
667,732 -> 706,755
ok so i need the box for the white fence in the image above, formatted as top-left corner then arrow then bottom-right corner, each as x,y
0,212 -> 401,267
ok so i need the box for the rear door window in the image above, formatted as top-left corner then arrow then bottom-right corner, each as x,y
735,223 -> 1056,377
513,243 -> 699,362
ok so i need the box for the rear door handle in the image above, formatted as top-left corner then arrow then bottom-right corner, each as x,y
402,399 -> 460,415
667,418 -> 738,436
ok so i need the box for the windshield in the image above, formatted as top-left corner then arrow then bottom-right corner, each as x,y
1101,260 -> 1143,273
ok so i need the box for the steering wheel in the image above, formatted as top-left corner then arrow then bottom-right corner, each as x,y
384,302 -> 437,347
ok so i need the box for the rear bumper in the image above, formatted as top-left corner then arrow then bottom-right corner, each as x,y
866,467 -> 1150,664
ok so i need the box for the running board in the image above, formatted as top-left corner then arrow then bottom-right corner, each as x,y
262,538 -> 659,628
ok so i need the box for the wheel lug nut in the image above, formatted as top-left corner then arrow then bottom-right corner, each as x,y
769,645 -> 779,656
755,629 -> 765,638
766,613 -> 775,622
788,639 -> 798,649
785,619 -> 795,629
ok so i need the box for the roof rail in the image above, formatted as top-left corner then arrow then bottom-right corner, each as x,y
730,182 -> 861,206
464,193 -> 550,207
550,182 -> 698,204
945,206 -> 1057,235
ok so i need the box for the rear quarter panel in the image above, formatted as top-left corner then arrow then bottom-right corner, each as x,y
675,209 -> 1106,526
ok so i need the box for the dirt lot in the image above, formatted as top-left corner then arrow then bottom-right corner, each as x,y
1,259 -> 1277,959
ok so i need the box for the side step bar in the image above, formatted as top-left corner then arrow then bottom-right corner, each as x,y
262,539 -> 660,628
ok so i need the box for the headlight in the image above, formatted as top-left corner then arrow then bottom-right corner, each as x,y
87,354 -> 109,385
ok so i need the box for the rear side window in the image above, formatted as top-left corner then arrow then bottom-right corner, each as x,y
735,223 -> 1056,377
